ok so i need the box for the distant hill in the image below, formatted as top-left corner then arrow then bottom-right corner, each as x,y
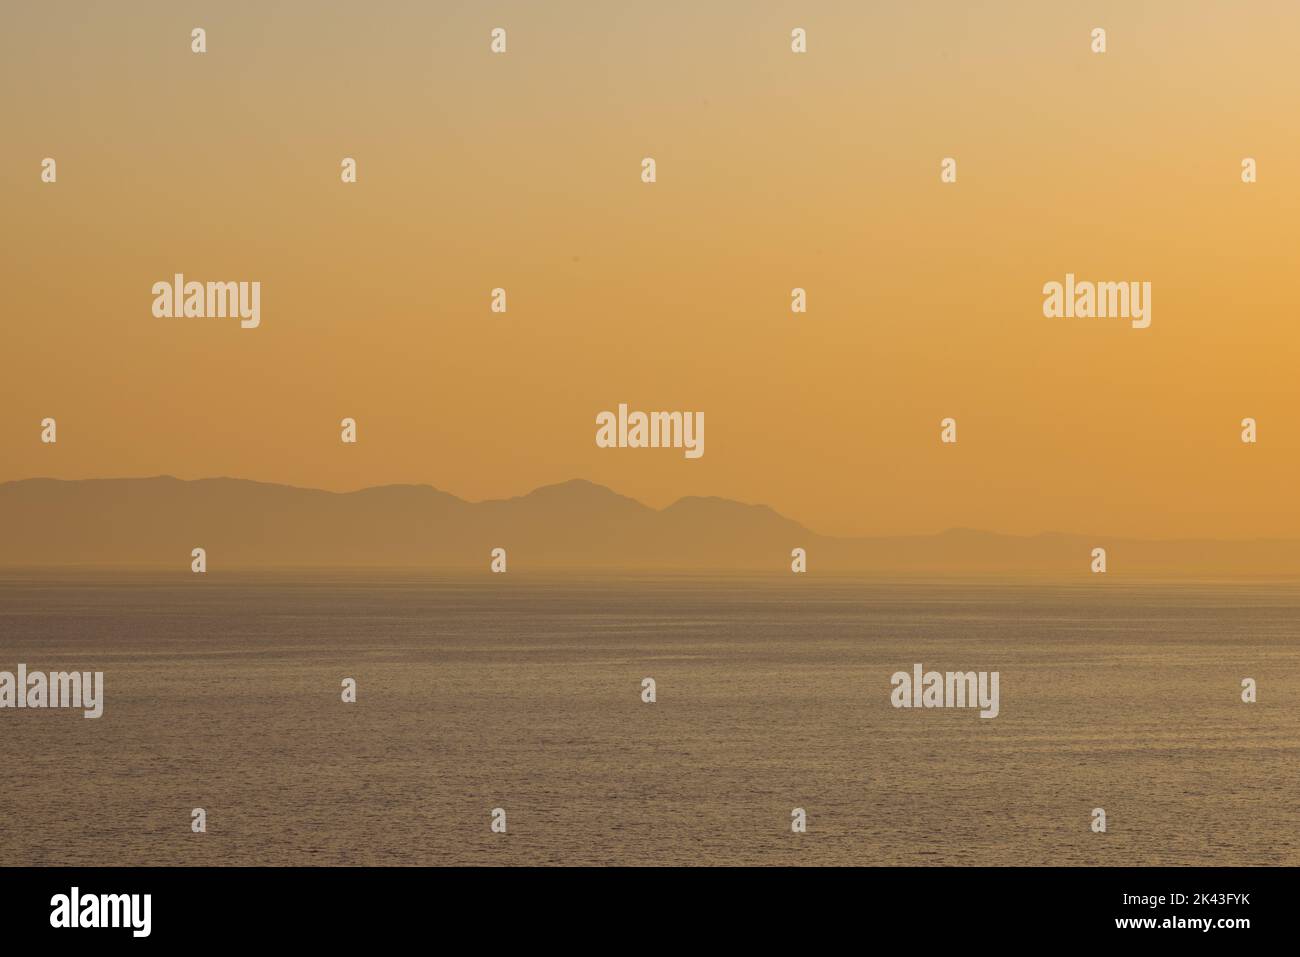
2,476 -> 1300,576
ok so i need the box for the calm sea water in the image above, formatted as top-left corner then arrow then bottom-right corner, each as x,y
0,572 -> 1296,866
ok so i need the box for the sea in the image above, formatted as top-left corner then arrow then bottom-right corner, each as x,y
1,571 -> 1296,866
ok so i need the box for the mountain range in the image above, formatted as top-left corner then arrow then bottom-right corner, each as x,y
2,476 -> 1298,576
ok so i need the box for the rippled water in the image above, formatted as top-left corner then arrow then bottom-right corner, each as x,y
0,572 -> 1296,865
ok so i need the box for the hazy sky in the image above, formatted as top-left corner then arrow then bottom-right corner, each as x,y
4,1 -> 1299,538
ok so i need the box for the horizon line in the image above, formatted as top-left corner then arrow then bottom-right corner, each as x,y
5,473 -> 1300,545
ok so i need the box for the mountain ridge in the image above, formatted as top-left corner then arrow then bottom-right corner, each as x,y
3,476 -> 1300,575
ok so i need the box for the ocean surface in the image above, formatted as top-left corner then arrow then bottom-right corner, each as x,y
1,572 -> 1296,866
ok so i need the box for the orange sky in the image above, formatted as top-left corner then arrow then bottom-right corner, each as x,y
3,1 -> 1299,539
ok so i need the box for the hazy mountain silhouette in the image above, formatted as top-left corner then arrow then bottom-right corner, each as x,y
3,476 -> 1300,576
